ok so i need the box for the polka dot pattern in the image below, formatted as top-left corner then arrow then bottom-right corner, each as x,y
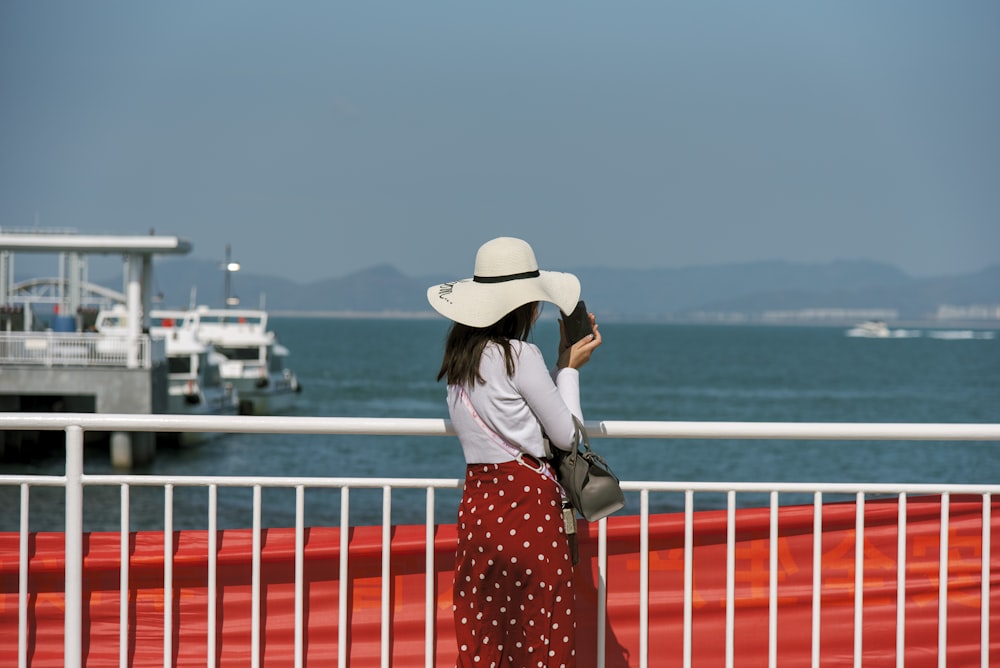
453,461 -> 576,667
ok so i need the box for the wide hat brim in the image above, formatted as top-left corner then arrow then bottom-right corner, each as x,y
427,271 -> 581,328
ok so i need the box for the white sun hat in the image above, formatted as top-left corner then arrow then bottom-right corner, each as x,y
426,237 -> 581,328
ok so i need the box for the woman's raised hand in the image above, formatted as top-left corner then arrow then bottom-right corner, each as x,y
557,312 -> 601,369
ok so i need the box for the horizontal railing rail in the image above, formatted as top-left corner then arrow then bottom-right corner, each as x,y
0,332 -> 157,368
4,412 -> 1000,440
1,414 -> 998,668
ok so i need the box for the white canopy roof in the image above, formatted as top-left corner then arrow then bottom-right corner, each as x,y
0,232 -> 192,255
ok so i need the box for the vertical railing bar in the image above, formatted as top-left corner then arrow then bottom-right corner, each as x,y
639,489 -> 649,668
295,485 -> 305,668
811,492 -> 822,668
251,484 -> 262,668
19,483 -> 29,668
769,490 -> 778,668
854,492 -> 864,668
119,484 -> 130,668
338,487 -> 350,668
896,493 -> 907,668
381,486 -> 392,668
163,483 -> 174,668
981,493 -> 991,668
683,490 -> 694,668
65,425 -> 84,668
208,485 -> 218,668
424,487 -> 435,668
597,515 -> 609,668
726,490 -> 736,668
937,492 -> 950,668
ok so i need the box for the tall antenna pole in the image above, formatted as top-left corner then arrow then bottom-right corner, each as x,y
224,244 -> 232,308
223,244 -> 240,308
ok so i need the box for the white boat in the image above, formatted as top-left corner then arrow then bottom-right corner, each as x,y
181,305 -> 302,415
149,311 -> 242,434
846,321 -> 924,339
95,307 -> 242,444
845,320 -> 891,338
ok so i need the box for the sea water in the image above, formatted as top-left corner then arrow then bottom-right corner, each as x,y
3,318 -> 998,531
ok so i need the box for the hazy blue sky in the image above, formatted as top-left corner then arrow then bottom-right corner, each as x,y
2,1 -> 998,283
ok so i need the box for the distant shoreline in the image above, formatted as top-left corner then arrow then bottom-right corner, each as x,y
270,310 -> 442,320
268,310 -> 999,330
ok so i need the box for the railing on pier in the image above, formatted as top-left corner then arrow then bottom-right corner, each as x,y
1,414 -> 998,668
0,332 -> 160,368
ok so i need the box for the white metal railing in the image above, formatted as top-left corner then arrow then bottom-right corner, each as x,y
0,332 -> 159,368
1,413 -> 998,668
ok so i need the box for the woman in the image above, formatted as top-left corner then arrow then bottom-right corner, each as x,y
427,236 -> 602,667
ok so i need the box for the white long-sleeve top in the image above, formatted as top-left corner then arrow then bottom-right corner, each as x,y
446,339 -> 582,464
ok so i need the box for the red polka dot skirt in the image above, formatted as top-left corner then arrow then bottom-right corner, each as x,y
453,461 -> 577,667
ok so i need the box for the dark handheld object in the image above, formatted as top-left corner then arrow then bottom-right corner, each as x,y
561,300 -> 594,345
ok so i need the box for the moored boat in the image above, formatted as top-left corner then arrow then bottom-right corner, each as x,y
149,310 -> 241,439
95,308 -> 242,443
184,305 -> 302,415
845,319 -> 891,337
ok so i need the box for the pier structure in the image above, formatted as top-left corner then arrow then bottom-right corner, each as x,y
0,229 -> 192,467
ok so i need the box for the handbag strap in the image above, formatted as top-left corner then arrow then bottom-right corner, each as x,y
456,386 -> 564,492
572,416 -> 589,451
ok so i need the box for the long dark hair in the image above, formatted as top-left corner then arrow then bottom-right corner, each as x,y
436,302 -> 538,386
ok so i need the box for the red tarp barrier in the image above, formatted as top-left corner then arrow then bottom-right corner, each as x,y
1,495 -> 997,666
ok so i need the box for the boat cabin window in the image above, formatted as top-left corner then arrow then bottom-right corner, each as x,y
216,346 -> 261,361
168,357 -> 192,374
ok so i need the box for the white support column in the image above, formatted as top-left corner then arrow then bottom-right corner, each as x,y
0,250 -> 10,306
67,253 -> 83,322
141,254 -> 153,332
58,252 -> 67,315
125,253 -> 142,368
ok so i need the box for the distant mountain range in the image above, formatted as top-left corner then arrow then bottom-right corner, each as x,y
134,257 -> 999,324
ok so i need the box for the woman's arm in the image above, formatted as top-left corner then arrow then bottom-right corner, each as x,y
515,345 -> 581,452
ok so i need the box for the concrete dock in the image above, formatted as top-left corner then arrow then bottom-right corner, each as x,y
0,229 -> 191,467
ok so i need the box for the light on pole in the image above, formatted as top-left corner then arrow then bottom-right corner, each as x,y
223,244 -> 241,308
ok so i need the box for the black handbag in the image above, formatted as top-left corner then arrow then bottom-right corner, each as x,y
553,418 -> 625,522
